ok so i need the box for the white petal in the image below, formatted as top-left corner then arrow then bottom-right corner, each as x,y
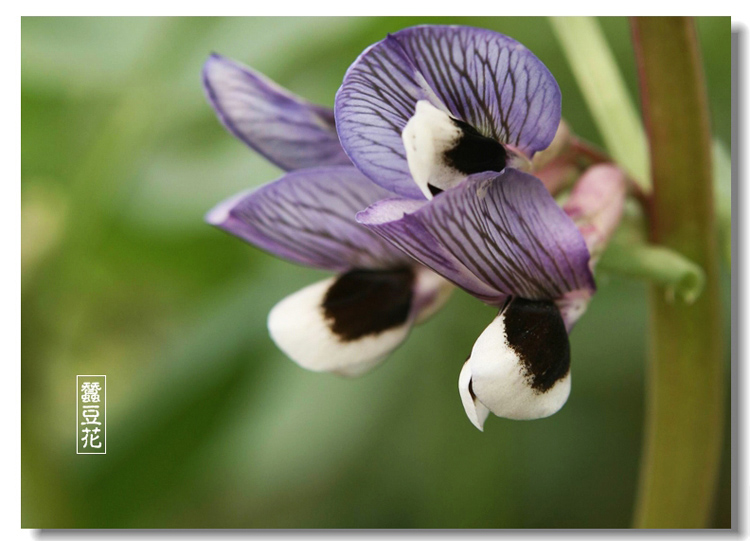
267,277 -> 413,376
458,360 -> 490,431
469,300 -> 571,421
401,100 -> 464,199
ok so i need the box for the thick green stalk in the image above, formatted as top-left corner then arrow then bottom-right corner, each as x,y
631,17 -> 724,528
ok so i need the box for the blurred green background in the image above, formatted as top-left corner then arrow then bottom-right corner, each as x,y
21,17 -> 731,528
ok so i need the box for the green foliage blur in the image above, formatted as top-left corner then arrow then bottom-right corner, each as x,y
21,17 -> 731,528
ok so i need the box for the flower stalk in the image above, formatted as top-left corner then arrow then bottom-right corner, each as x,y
598,240 -> 705,304
631,17 -> 724,528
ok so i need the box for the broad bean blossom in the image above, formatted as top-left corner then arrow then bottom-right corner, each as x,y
203,55 -> 452,377
204,25 -> 626,430
335,25 -> 623,427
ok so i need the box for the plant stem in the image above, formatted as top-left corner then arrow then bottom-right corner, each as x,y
598,240 -> 705,303
630,17 -> 724,528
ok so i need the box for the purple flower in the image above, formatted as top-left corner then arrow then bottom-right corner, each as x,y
334,26 -> 619,427
203,54 -> 452,377
335,25 -> 561,200
202,26 -> 627,430
356,169 -> 596,426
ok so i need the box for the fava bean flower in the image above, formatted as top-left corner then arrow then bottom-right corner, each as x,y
335,26 -> 623,427
203,55 -> 452,377
204,25 -> 626,430
335,25 -> 560,200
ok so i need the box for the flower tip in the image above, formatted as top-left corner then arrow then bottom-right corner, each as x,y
470,416 -> 486,432
204,189 -> 253,227
355,198 -> 425,227
458,360 -> 490,431
203,52 -> 226,73
353,208 -> 372,225
204,205 -> 227,226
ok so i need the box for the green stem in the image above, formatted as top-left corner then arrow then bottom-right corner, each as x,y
713,140 -> 732,265
631,17 -> 724,528
598,240 -> 705,304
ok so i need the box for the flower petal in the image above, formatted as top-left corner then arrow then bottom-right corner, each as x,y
268,266 -> 453,376
203,54 -> 350,170
357,168 -> 595,304
459,359 -> 490,431
207,166 -> 405,271
550,165 -> 626,332
402,100 -> 509,199
266,270 -> 409,375
555,289 -> 593,333
467,298 -> 572,421
335,25 -> 561,197
357,196 -> 506,303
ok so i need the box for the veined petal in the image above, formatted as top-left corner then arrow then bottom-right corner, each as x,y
530,120 -> 572,172
267,267 -> 451,376
207,166 -> 405,271
203,54 -> 350,170
335,25 -> 561,197
357,196 -> 506,303
464,298 -> 572,423
357,168 -> 595,304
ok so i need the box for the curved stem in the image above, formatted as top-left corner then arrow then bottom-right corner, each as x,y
631,17 -> 725,528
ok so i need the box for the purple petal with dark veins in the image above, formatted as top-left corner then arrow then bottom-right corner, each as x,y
357,168 -> 595,304
207,166 -> 407,271
357,197 -> 506,304
335,25 -> 561,198
203,54 -> 350,171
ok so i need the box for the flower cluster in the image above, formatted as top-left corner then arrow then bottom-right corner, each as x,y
203,25 -> 625,429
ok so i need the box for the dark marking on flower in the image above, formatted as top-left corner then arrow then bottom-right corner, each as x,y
428,184 -> 444,197
445,118 -> 508,175
503,298 -> 570,393
468,378 -> 477,401
323,267 -> 414,342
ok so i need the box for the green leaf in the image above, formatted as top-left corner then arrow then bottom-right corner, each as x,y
550,17 -> 651,191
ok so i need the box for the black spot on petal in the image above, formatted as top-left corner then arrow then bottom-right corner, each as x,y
323,268 -> 414,342
428,184 -> 444,197
445,118 -> 508,175
503,298 -> 570,393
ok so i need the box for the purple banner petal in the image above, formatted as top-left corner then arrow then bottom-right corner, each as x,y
207,166 -> 407,271
336,25 -> 561,198
203,54 -> 350,171
357,169 -> 595,303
